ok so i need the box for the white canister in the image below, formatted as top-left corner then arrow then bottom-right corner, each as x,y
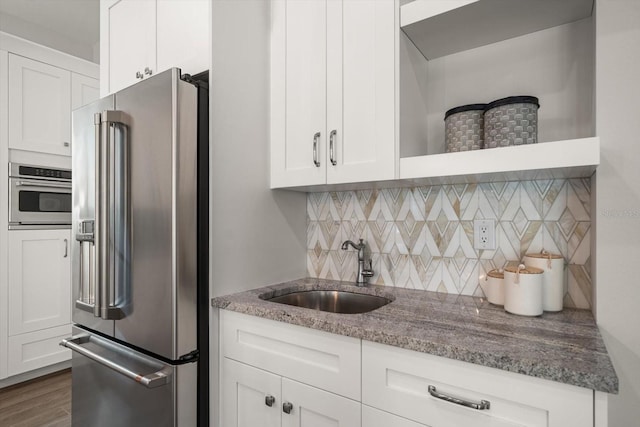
504,264 -> 544,316
524,251 -> 565,312
481,269 -> 505,306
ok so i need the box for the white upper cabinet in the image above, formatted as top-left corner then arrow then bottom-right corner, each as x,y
326,0 -> 395,185
71,73 -> 100,111
101,0 -> 209,96
101,0 -> 156,95
8,55 -> 71,156
156,0 -> 209,77
271,0 -> 396,189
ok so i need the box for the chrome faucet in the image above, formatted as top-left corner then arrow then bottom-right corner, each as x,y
341,238 -> 374,286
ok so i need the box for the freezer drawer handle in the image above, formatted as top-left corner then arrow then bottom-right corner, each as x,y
60,335 -> 172,389
427,385 -> 490,410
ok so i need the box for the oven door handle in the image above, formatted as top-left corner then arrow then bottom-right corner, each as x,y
14,180 -> 72,189
60,334 -> 173,389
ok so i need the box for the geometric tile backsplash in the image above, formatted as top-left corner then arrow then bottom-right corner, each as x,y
307,178 -> 592,309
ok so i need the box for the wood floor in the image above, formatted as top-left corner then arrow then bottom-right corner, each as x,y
0,369 -> 71,427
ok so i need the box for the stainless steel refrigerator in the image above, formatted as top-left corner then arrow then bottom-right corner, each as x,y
61,68 -> 209,427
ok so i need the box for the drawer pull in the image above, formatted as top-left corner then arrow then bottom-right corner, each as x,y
428,385 -> 490,410
283,402 -> 293,414
265,395 -> 275,407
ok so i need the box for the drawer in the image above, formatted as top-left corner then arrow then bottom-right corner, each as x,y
221,310 -> 361,400
8,324 -> 72,376
362,341 -> 593,427
363,405 -> 428,427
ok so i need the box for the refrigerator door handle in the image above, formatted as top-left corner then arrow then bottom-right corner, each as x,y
60,334 -> 173,389
97,110 -> 129,320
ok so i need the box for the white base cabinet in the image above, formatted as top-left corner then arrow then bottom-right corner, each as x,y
220,311 -> 604,427
363,406 -> 427,427
7,325 -> 71,376
223,358 -> 361,427
6,230 -> 72,376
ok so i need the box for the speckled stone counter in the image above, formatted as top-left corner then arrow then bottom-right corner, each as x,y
211,278 -> 618,393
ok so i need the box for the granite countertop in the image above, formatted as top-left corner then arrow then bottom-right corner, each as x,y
211,277 -> 618,394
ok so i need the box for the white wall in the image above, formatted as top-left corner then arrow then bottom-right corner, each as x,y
0,12 -> 97,63
209,1 -> 307,299
208,2 -> 307,424
594,0 -> 640,425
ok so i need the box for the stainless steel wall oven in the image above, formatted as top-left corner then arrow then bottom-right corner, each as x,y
9,162 -> 72,227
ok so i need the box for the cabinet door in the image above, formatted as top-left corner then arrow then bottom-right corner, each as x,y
363,406 -> 427,427
71,73 -> 100,110
271,0 -> 327,188
8,230 -> 71,335
222,358 -> 281,427
156,0 -> 209,76
8,54 -> 71,155
102,0 -> 156,94
326,0 -> 396,184
7,325 -> 71,376
281,378 -> 361,427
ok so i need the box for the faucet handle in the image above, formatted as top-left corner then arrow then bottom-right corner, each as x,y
362,259 -> 374,279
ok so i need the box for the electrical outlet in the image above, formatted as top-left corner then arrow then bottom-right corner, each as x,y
474,219 -> 496,250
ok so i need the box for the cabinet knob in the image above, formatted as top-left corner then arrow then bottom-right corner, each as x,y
63,141 -> 70,147
144,67 -> 153,76
136,71 -> 144,79
265,395 -> 275,407
282,402 -> 293,414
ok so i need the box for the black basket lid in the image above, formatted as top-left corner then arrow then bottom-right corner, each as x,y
486,96 -> 540,110
444,103 -> 487,119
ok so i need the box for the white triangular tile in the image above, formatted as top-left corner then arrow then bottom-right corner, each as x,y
459,223 -> 477,259
570,228 -> 590,264
426,188 -> 443,221
497,222 -> 519,261
460,260 -> 479,296
460,186 -> 480,221
566,182 -> 590,221
500,184 -> 523,221
443,224 -> 461,258
520,186 -> 542,220
426,261 -> 443,292
441,261 -> 459,293
544,181 -> 567,221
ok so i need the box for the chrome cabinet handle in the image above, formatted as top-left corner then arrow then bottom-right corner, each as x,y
144,67 -> 153,76
63,239 -> 68,258
329,129 -> 337,166
282,402 -> 293,414
265,395 -> 275,407
60,335 -> 172,389
135,71 -> 143,79
428,385 -> 490,410
313,132 -> 321,167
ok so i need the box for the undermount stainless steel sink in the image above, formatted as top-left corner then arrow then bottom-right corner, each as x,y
264,290 -> 392,314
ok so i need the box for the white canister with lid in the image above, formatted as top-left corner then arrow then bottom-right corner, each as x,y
523,251 -> 565,312
481,269 -> 505,306
504,264 -> 544,316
